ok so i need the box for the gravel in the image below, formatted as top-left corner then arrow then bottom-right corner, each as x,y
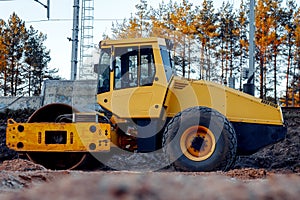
0,108 -> 299,199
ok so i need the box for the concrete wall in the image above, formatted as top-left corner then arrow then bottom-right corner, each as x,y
42,79 -> 98,111
0,79 -> 98,111
0,96 -> 42,111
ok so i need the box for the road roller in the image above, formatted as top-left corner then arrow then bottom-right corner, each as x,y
6,37 -> 287,171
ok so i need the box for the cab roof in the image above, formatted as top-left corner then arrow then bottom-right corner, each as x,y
99,37 -> 168,48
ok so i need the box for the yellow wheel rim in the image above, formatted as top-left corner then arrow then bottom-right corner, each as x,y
180,126 -> 216,161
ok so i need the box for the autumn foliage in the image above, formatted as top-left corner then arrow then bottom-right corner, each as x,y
0,13 -> 57,97
108,0 -> 300,106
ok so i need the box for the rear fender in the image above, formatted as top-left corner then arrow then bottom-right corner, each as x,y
233,122 -> 287,155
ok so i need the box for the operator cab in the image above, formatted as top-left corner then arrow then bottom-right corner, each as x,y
95,38 -> 174,119
96,38 -> 174,95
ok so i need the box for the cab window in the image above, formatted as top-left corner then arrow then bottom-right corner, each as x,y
140,47 -> 155,86
160,45 -> 173,82
114,45 -> 155,89
97,48 -> 111,94
114,46 -> 138,89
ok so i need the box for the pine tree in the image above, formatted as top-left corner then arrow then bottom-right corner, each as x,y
236,0 -> 249,90
283,0 -> 299,106
111,19 -> 131,39
111,0 -> 152,39
216,1 -> 239,86
134,0 -> 151,38
0,20 -> 7,78
195,0 -> 218,81
0,13 -> 57,96
267,0 -> 285,103
255,0 -> 275,99
24,26 -> 51,96
2,12 -> 27,96
170,0 -> 196,78
149,0 -> 175,38
150,0 -> 197,77
291,7 -> 300,106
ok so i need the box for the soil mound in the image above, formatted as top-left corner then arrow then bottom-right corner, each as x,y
0,108 -> 299,172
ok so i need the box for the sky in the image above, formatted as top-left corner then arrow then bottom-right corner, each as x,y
0,0 -> 298,80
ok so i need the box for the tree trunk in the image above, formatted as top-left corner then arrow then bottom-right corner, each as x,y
260,54 -> 264,99
188,36 -> 191,80
239,43 -> 243,91
182,36 -> 186,78
4,69 -> 7,96
200,44 -> 204,80
207,47 -> 211,81
28,70 -> 31,96
285,44 -> 292,107
221,40 -> 224,84
10,59 -> 14,96
274,53 -> 277,104
14,64 -> 18,96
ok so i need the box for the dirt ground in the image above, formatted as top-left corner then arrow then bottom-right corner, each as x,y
0,108 -> 299,199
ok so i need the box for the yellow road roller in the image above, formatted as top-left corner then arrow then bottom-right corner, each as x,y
6,38 -> 286,171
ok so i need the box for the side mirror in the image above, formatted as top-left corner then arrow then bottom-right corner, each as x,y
94,64 -> 99,73
165,39 -> 174,50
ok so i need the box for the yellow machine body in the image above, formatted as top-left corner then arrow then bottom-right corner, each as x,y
96,37 -> 285,155
6,37 -> 286,170
6,119 -> 111,152
164,76 -> 283,125
97,38 -> 284,126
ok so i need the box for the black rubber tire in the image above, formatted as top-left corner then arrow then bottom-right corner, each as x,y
163,106 -> 237,172
26,103 -> 87,170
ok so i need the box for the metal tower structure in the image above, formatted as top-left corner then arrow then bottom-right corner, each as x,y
71,0 -> 80,80
78,0 -> 96,80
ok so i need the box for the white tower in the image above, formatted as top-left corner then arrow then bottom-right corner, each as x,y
79,0 -> 96,80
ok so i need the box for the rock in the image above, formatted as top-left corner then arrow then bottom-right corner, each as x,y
0,159 -> 46,171
0,172 -> 300,200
